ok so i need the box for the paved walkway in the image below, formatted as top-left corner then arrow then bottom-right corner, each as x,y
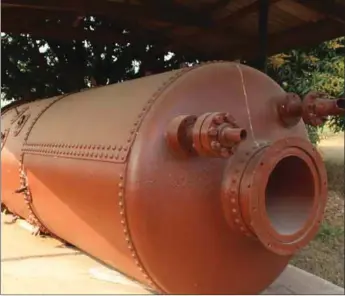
318,132 -> 344,163
1,216 -> 344,295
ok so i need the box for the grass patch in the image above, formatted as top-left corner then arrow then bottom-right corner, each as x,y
292,133 -> 344,287
291,192 -> 344,287
324,160 -> 344,196
316,222 -> 344,243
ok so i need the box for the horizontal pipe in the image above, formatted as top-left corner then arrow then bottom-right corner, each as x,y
313,98 -> 345,117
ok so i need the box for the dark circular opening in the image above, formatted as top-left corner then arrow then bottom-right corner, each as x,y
265,156 -> 315,235
336,99 -> 345,110
240,129 -> 247,140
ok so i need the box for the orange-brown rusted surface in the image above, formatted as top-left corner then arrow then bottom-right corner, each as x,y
1,62 -> 342,294
276,91 -> 345,127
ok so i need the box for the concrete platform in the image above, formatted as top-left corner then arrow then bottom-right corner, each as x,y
1,215 -> 344,295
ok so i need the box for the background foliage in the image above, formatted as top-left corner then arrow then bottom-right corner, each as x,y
267,38 -> 345,143
1,27 -> 344,143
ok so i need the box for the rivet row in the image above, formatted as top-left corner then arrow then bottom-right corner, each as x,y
113,69 -> 200,294
227,150 -> 255,238
18,153 -> 48,234
117,170 -> 160,291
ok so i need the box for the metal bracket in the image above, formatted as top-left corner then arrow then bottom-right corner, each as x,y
13,112 -> 31,137
10,106 -> 29,124
1,128 -> 10,150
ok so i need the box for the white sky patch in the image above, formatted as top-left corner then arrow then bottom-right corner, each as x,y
132,60 -> 141,73
1,99 -> 14,107
39,43 -> 49,53
164,52 -> 175,61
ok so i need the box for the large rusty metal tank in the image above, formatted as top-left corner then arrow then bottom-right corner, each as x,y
1,62 -> 344,294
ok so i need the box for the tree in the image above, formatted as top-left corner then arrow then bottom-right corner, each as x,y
1,22 -> 344,142
1,18 -> 204,103
267,37 -> 345,143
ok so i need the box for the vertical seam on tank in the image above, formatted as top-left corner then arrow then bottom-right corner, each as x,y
119,67 -> 199,293
235,64 -> 259,147
23,94 -> 72,144
116,70 -> 195,293
117,166 -> 163,293
18,152 -> 50,234
18,93 -> 74,235
119,61 -> 227,293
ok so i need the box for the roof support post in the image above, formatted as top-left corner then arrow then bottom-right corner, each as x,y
258,0 -> 269,73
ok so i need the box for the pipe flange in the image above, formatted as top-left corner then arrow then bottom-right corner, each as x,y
222,138 -> 327,256
221,143 -> 268,238
166,112 -> 247,159
239,138 -> 327,256
276,93 -> 302,128
165,115 -> 198,158
302,92 -> 327,126
192,112 -> 243,158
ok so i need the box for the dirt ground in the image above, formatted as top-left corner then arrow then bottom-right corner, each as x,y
291,132 -> 344,287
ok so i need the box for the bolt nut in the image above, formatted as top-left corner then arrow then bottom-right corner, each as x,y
213,115 -> 224,124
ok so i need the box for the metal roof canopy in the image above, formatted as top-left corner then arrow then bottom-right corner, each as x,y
1,0 -> 345,62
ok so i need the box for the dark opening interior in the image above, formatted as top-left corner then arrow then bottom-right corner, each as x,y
336,99 -> 345,110
240,129 -> 247,140
265,156 -> 315,235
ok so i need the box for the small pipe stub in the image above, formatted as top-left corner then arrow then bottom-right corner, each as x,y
166,112 -> 247,158
302,92 -> 345,126
276,91 -> 345,127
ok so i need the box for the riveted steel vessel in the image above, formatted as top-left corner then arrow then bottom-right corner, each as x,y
1,62 -> 332,294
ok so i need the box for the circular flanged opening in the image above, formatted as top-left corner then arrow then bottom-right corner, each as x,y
223,137 -> 328,256
265,156 -> 315,236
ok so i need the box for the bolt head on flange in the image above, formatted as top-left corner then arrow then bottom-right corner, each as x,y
192,112 -> 246,158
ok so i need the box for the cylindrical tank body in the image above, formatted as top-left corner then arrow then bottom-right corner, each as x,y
1,62 -> 328,294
